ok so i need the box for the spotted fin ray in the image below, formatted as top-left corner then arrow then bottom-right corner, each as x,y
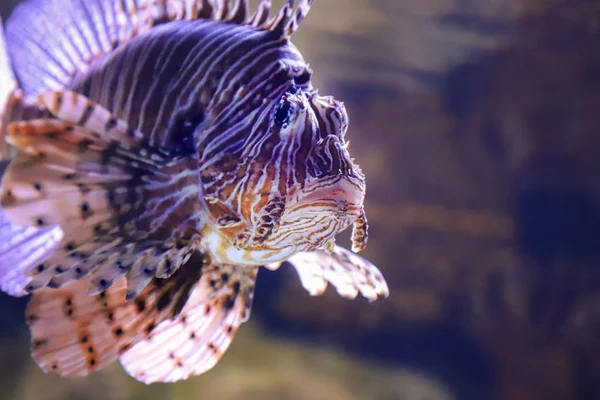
0,20 -> 15,108
0,19 -> 19,161
26,252 -> 204,377
4,0 -> 315,97
120,264 -> 257,384
269,245 -> 389,301
27,253 -> 257,383
0,90 -> 205,296
0,174 -> 63,296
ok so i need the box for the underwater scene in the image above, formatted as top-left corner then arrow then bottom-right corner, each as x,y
0,1 -> 599,399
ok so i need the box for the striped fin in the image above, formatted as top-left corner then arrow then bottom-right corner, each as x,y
0,20 -> 16,114
0,20 -> 18,161
27,253 -> 204,378
5,0 -> 163,96
0,179 -> 63,296
0,19 -> 15,93
120,264 -> 258,383
4,0 -> 316,96
164,0 -> 316,39
262,0 -> 316,39
0,91 -> 205,296
281,245 -> 389,301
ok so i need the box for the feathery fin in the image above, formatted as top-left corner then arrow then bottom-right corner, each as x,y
278,245 -> 389,301
262,0 -> 314,39
0,178 -> 63,296
227,0 -> 249,24
26,253 -> 206,378
120,264 -> 258,384
0,20 -> 18,161
0,20 -> 16,113
0,90 -> 204,295
248,0 -> 271,27
5,0 -> 142,95
4,0 -> 316,97
285,0 -> 315,38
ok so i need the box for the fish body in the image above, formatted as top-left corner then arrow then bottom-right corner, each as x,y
0,0 -> 388,383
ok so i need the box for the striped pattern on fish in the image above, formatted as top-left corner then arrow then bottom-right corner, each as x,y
0,0 -> 389,384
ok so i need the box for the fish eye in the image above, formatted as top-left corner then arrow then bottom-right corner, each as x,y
294,70 -> 312,87
273,101 -> 292,127
172,112 -> 204,154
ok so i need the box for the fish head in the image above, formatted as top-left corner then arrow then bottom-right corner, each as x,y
216,88 -> 368,260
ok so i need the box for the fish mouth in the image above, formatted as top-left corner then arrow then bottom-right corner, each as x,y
292,176 -> 365,216
291,176 -> 369,253
283,176 -> 366,250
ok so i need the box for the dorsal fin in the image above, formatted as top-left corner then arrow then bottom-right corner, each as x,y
4,0 -> 316,96
0,20 -> 18,161
6,0 -> 154,96
0,20 -> 16,117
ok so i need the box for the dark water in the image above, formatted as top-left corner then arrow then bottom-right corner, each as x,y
1,1 -> 600,399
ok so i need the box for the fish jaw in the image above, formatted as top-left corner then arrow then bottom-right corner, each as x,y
200,223 -> 298,266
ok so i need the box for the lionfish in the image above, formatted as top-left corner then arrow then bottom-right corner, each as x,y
0,0 -> 388,384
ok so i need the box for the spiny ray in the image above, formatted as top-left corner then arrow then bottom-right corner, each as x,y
281,245 -> 388,301
4,0 -> 314,97
27,253 -> 205,378
120,264 -> 258,383
0,206 -> 63,296
1,91 -> 204,295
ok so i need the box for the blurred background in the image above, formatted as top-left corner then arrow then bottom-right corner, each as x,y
1,0 -> 600,399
